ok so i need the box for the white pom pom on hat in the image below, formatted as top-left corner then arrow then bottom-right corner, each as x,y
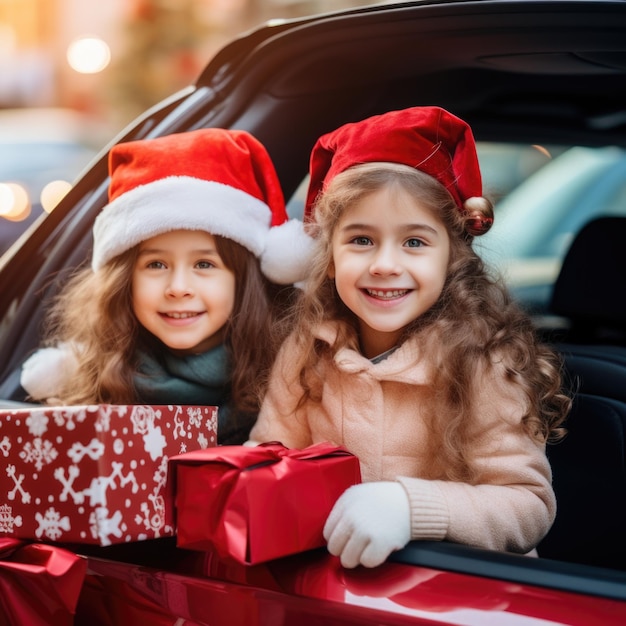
20,343 -> 80,401
91,128 -> 315,284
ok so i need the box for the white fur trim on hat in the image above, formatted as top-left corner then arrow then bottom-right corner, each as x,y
92,176 -> 273,271
20,343 -> 80,401
261,219 -> 317,285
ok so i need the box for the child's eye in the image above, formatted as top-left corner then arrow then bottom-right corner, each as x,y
196,260 -> 216,269
351,236 -> 372,246
146,260 -> 166,269
405,238 -> 424,248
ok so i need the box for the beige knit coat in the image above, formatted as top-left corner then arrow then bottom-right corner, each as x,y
249,322 -> 556,554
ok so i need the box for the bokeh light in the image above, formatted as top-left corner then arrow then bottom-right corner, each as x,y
66,37 -> 111,74
0,23 -> 17,57
41,180 -> 72,213
0,183 -> 31,221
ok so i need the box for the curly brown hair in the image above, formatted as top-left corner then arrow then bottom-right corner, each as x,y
40,234 -> 289,412
285,163 -> 571,481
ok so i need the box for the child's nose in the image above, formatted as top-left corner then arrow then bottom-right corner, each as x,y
165,269 -> 194,296
370,245 -> 402,275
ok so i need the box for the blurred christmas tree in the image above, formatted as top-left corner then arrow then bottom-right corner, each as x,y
105,0 -> 373,128
106,0 -> 215,127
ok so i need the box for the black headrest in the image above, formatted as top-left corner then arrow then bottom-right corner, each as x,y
550,217 -> 626,325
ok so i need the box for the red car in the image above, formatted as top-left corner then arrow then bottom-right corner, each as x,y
1,1 -> 625,624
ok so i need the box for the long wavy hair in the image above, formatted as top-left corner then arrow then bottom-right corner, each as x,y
286,162 -> 571,481
40,234 -> 289,412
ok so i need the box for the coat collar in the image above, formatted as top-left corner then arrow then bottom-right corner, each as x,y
314,321 -> 432,384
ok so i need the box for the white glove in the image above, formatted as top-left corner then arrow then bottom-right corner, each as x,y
323,481 -> 411,568
20,343 -> 79,401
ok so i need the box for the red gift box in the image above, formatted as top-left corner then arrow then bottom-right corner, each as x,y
168,442 -> 361,565
0,404 -> 217,546
0,538 -> 87,626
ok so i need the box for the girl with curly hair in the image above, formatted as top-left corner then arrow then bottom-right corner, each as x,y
248,106 -> 571,566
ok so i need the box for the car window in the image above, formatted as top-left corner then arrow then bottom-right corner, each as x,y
475,144 -> 626,312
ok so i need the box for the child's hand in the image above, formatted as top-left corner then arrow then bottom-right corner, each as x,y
323,481 -> 411,568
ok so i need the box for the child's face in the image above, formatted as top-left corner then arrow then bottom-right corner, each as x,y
132,229 -> 236,355
329,185 -> 450,358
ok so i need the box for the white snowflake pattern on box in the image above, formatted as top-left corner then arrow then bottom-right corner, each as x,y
0,404 -> 217,546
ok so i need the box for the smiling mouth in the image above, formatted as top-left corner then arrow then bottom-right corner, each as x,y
162,311 -> 202,319
365,289 -> 410,300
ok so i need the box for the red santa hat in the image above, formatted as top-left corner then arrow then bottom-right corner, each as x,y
91,128 -> 314,284
305,106 -> 484,220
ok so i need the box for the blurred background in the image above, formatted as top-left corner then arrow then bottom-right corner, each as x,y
0,0 -> 375,254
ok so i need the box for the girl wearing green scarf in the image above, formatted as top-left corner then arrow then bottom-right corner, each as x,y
20,128 -> 314,444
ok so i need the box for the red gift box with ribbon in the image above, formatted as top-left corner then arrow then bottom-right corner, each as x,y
0,404 -> 217,546
169,442 -> 361,565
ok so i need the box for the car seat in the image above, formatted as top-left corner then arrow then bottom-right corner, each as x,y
558,349 -> 626,403
538,393 -> 626,571
537,216 -> 626,569
550,216 -> 626,346
547,215 -> 626,402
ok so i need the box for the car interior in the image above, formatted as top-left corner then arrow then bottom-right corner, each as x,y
537,216 -> 626,571
1,0 -> 625,605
